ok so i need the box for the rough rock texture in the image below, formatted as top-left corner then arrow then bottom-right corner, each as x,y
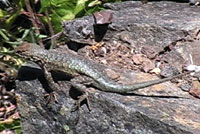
16,64 -> 199,134
17,1 -> 200,134
63,1 -> 200,53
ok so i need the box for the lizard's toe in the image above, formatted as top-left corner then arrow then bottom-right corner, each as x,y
72,92 -> 91,112
44,92 -> 58,105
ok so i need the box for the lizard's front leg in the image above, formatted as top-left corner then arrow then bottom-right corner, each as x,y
41,64 -> 59,104
70,75 -> 93,111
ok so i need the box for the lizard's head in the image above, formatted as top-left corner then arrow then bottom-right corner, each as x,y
15,42 -> 42,60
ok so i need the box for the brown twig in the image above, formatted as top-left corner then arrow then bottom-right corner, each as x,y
44,10 -> 57,49
24,0 -> 43,47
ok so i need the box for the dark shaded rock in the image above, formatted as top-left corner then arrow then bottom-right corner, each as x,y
16,65 -> 80,134
189,0 -> 200,5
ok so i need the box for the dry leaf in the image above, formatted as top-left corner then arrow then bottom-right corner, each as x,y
142,60 -> 155,73
150,68 -> 161,75
189,80 -> 200,99
132,54 -> 144,65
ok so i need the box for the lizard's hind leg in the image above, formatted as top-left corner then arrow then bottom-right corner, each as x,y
70,76 -> 93,111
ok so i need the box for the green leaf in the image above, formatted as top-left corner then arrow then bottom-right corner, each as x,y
56,8 -> 72,16
4,13 -> 19,30
74,0 -> 88,15
0,29 -> 9,41
51,13 -> 63,32
51,0 -> 73,6
88,0 -> 102,7
0,119 -> 21,132
35,33 -> 48,39
4,41 -> 23,45
0,9 -> 8,18
21,29 -> 30,40
40,0 -> 51,12
62,13 -> 75,20
16,128 -> 22,134
54,8 -> 75,20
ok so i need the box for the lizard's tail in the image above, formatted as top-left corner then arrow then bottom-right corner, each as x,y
98,72 -> 190,93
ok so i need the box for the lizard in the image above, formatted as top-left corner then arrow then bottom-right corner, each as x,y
15,42 -> 191,110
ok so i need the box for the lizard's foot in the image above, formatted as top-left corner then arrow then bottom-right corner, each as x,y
72,92 -> 91,112
70,76 -> 93,111
44,92 -> 58,105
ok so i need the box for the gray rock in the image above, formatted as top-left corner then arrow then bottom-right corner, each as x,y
63,1 -> 200,52
16,65 -> 198,134
17,1 -> 200,134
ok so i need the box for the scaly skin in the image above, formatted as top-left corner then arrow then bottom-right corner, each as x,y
15,42 -> 189,94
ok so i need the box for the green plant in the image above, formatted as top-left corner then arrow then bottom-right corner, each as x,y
0,119 -> 21,134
